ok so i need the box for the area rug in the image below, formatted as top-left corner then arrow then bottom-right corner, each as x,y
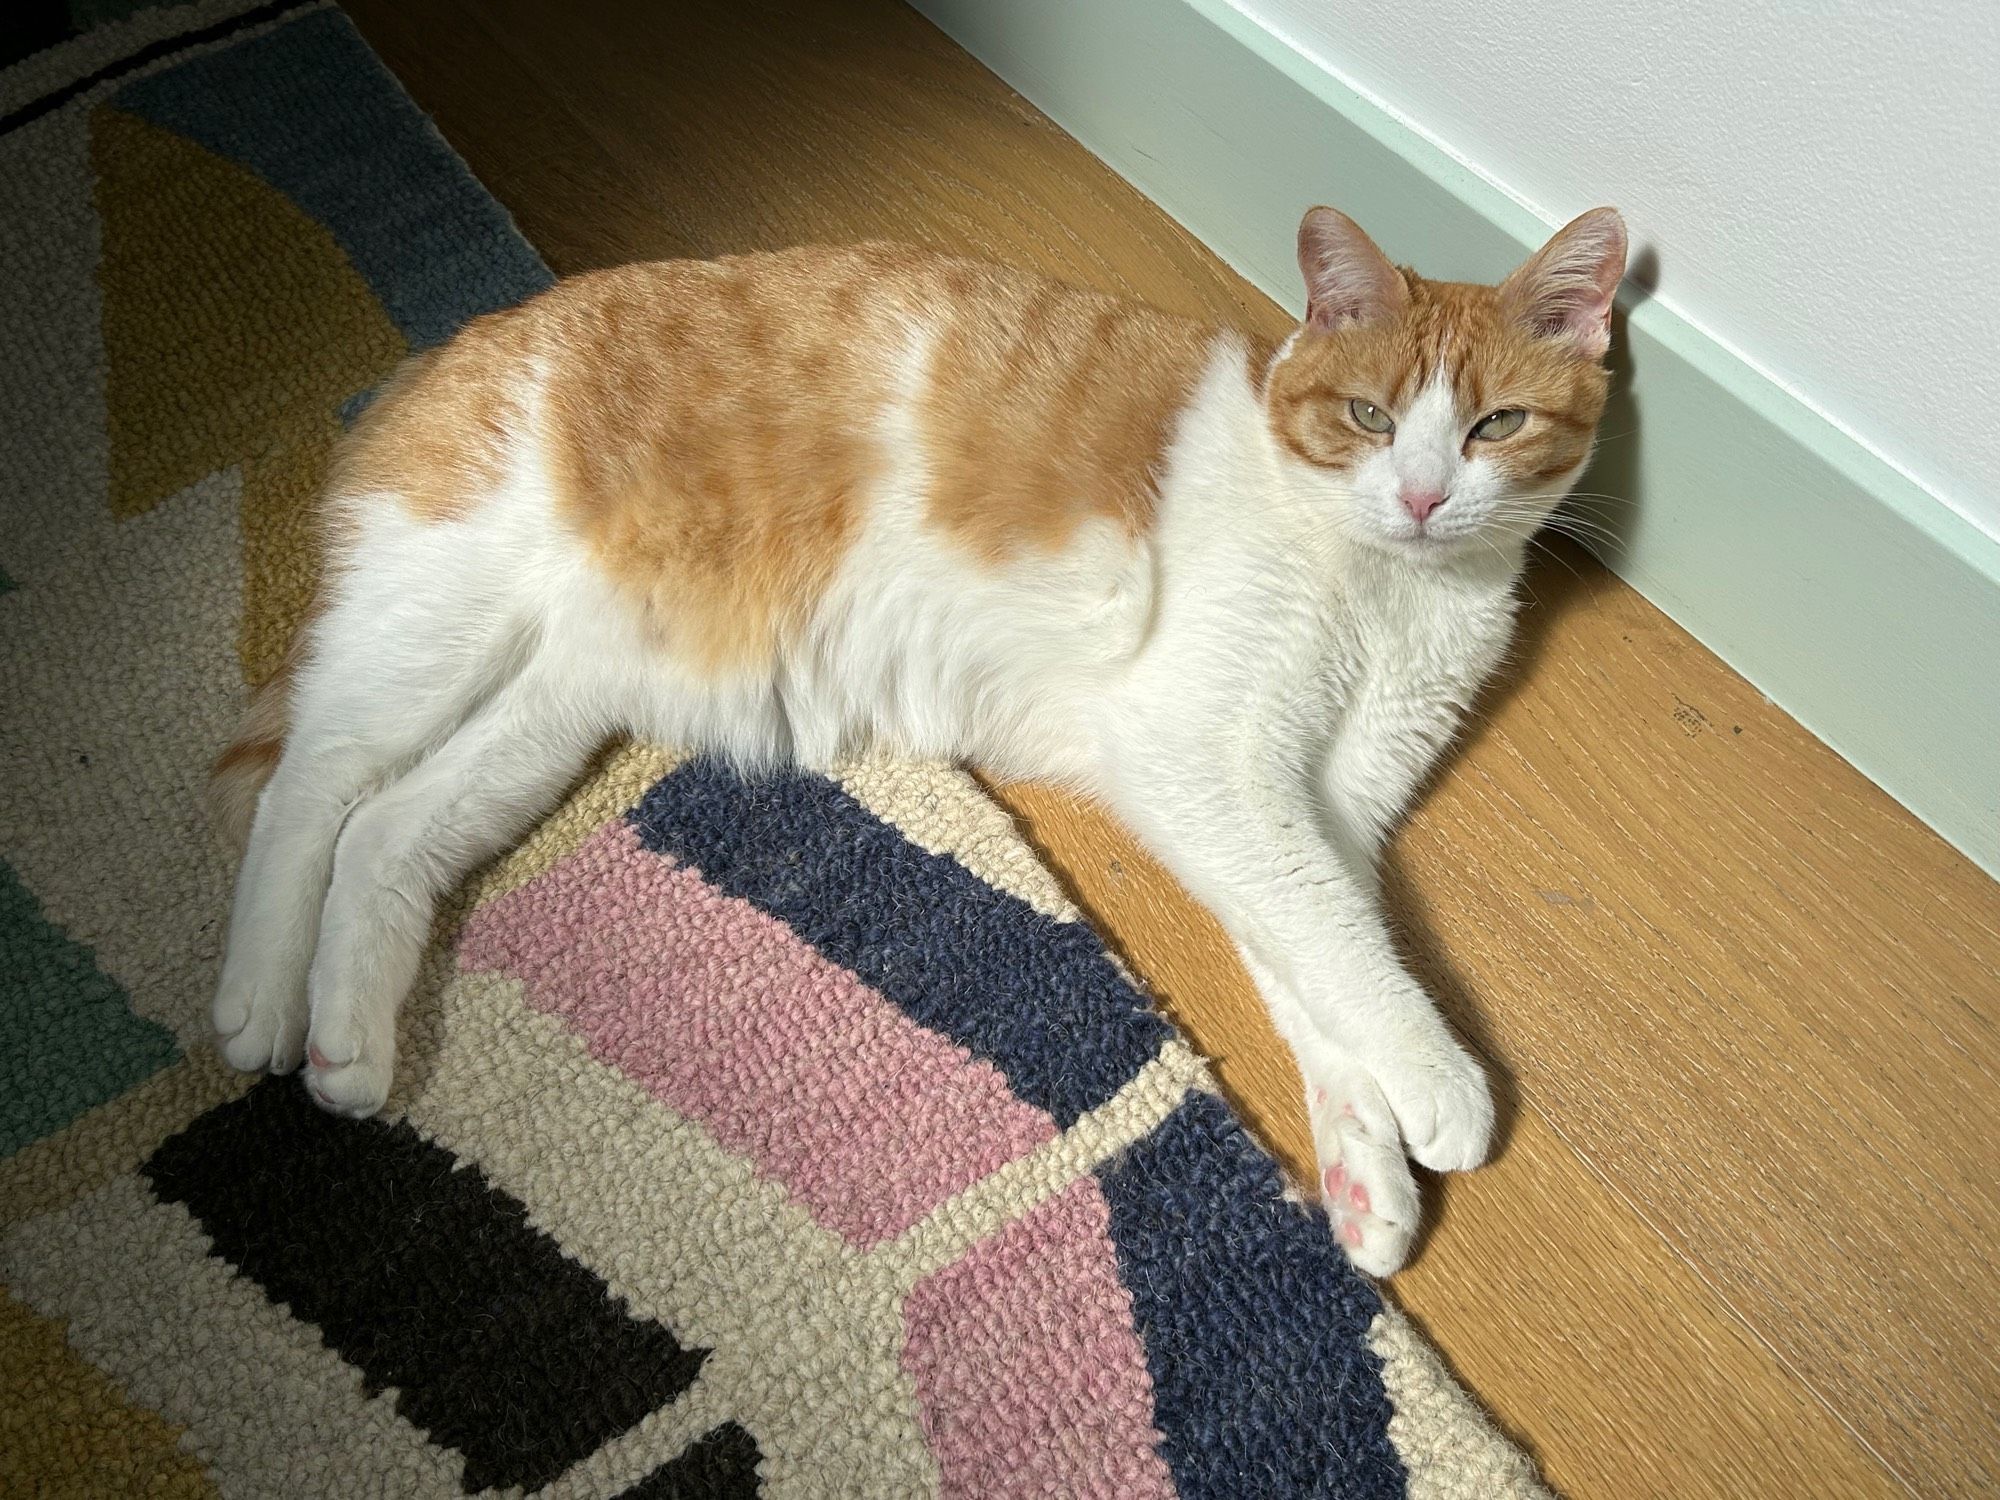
0,3 -> 1547,1495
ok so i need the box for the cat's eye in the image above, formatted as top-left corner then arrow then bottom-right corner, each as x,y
1472,408 -> 1526,441
1349,399 -> 1394,435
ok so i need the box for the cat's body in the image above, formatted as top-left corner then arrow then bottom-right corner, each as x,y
211,209 -> 1625,1276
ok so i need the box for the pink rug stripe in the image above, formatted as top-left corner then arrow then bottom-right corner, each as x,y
902,1177 -> 1176,1499
457,821 -> 1057,1246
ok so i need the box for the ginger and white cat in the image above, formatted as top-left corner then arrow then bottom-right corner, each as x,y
210,206 -> 1625,1276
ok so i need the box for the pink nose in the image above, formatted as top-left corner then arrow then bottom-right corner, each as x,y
1401,488 -> 1446,523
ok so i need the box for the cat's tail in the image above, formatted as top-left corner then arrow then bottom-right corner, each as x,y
207,651 -> 296,857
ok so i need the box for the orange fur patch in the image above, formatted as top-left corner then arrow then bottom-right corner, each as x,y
535,251 -> 901,673
915,263 -> 1220,562
331,309 -> 539,524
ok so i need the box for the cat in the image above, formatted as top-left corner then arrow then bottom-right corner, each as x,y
208,205 -> 1624,1276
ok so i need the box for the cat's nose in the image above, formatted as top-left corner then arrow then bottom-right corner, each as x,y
1401,487 -> 1446,523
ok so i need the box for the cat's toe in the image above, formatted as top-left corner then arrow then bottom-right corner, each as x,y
1411,1057 -> 1494,1173
214,982 -> 307,1075
302,1032 -> 393,1119
303,1051 -> 392,1118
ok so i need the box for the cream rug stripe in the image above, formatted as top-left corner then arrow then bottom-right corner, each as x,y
532,1373 -> 737,1500
1369,1306 -> 1553,1499
0,1051 -> 251,1229
834,757 -> 1084,924
875,1039 -> 1206,1292
0,471 -> 245,1052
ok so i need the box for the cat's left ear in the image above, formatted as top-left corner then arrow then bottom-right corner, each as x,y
1500,207 -> 1627,360
1297,208 -> 1408,332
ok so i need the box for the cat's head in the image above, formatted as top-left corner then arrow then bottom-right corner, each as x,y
1263,206 -> 1625,561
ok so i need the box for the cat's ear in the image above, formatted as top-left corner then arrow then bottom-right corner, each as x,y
1501,207 -> 1627,360
1297,208 -> 1408,332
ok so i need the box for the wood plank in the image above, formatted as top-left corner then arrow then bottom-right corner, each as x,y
342,0 -> 2000,1492
441,0 -> 1273,318
345,0 -> 685,272
1385,539 -> 2000,1496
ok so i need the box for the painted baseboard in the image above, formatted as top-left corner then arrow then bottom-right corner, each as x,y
910,0 -> 2000,879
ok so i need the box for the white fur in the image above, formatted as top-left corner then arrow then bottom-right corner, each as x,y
214,319 -> 1583,1275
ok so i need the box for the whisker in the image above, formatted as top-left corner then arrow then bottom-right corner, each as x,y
1541,516 -> 1621,544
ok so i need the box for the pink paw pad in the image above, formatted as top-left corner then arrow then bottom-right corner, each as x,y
1348,1182 -> 1370,1214
308,1045 -> 333,1070
1314,1087 -> 1328,1106
1323,1162 -> 1347,1196
1340,1221 -> 1364,1247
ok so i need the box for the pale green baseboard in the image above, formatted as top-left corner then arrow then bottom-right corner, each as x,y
912,0 -> 2000,879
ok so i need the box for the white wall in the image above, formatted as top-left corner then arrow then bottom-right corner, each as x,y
1224,0 -> 2000,543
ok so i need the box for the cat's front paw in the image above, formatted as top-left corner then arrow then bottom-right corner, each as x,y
1373,1035 -> 1494,1174
1307,1068 -> 1422,1277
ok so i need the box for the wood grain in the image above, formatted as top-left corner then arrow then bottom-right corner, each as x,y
340,1 -> 2000,1494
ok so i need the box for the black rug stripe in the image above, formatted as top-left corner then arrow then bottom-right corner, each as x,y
143,1077 -> 708,1493
0,0 -> 318,137
616,1423 -> 763,1498
1,1 -> 76,73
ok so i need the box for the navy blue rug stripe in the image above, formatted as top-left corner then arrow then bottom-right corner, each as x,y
115,7 -> 552,346
617,1423 -> 763,1498
143,1077 -> 707,1493
1098,1093 -> 1406,1499
626,761 -> 1170,1127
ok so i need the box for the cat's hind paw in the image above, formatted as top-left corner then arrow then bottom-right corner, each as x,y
213,973 -> 308,1076
301,1032 -> 393,1119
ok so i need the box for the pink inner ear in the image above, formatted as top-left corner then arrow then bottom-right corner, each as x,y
1540,281 -> 1615,356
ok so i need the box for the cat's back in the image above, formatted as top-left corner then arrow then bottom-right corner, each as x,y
334,244 -> 948,517
530,242 -> 1223,542
341,242 -> 1222,520
330,243 -> 1228,677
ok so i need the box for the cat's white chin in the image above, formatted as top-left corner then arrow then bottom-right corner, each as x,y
1356,520 -> 1511,567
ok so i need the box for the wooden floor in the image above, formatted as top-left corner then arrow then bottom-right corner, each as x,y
342,2 -> 2000,1494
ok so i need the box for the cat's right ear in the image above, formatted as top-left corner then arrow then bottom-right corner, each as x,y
1297,208 -> 1408,333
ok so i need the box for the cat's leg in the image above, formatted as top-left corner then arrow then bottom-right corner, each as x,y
1104,758 -> 1490,1273
214,631 -> 496,1075
215,730 -> 395,1076
214,516 -> 528,1076
1236,949 -> 1426,1275
301,661 -> 597,1117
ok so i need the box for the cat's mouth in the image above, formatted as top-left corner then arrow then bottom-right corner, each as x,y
1373,511 -> 1463,552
